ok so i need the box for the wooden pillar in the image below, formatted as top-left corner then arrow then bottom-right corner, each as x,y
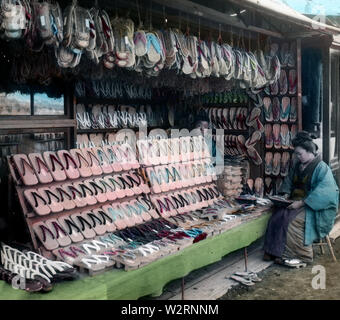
296,38 -> 303,131
322,47 -> 331,165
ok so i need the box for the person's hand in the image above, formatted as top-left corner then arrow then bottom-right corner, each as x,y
287,200 -> 304,210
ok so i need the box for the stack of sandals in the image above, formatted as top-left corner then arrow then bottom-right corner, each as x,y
0,243 -> 76,292
7,133 -> 264,274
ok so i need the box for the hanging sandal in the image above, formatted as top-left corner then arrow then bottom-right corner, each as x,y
263,97 -> 273,122
265,124 -> 273,149
280,124 -> 290,149
280,97 -> 291,122
288,69 -> 297,95
290,97 -> 297,122
272,97 -> 281,122
264,177 -> 274,196
273,124 -> 281,149
246,146 -> 262,166
245,130 -> 262,149
279,69 -> 288,95
265,152 -> 273,175
272,152 -> 281,176
280,152 -> 290,177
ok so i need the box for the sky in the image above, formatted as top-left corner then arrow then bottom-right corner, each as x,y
282,0 -> 340,16
0,91 -> 64,115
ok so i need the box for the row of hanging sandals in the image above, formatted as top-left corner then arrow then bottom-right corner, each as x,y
1,0 -> 280,89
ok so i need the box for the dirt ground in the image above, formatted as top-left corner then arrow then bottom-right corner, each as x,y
220,238 -> 340,300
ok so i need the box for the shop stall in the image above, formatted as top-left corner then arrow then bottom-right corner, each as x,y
0,0 -> 339,299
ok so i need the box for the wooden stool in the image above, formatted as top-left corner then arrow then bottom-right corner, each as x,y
313,236 -> 337,262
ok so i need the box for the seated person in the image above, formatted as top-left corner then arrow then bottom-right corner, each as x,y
263,131 -> 339,265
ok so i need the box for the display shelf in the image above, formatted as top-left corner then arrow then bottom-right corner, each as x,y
0,212 -> 271,300
76,126 -> 166,134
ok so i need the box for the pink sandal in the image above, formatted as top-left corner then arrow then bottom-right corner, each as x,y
28,153 -> 53,184
93,147 -> 114,174
94,177 -> 117,201
70,213 -> 97,239
69,149 -> 93,178
57,216 -> 84,243
50,185 -> 76,211
57,150 -> 80,180
129,199 -> 152,222
45,218 -> 72,247
104,175 -> 127,199
12,154 -> 39,185
38,187 -> 64,213
102,204 -> 127,230
102,145 -> 123,172
114,202 -> 136,228
92,208 -> 117,233
74,181 -> 98,206
43,151 -> 67,182
33,221 -> 59,251
84,211 -> 107,236
62,183 -> 87,208
120,143 -> 140,169
82,148 -> 103,176
24,188 -> 51,216
86,179 -> 108,203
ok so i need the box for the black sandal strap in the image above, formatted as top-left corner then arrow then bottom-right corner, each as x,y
87,212 -> 103,227
88,181 -> 104,195
44,189 -> 60,204
78,183 -> 94,197
63,218 -> 81,235
31,191 -> 47,207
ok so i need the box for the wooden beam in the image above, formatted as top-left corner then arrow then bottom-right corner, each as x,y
226,0 -> 340,36
0,119 -> 76,130
151,0 -> 284,38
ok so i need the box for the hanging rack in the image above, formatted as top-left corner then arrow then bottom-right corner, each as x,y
162,2 -> 167,27
198,16 -> 201,41
248,31 -> 251,51
217,23 -> 222,45
149,0 -> 153,31
178,10 -> 182,31
185,14 -> 190,36
136,0 -> 142,29
230,25 -> 233,47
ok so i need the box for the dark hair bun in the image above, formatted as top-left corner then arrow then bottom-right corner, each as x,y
295,131 -> 313,142
292,130 -> 318,154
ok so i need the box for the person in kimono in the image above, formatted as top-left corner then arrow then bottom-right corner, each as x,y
263,131 -> 339,265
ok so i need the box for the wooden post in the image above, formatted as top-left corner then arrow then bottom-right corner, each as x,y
244,247 -> 248,272
296,38 -> 303,131
326,235 -> 337,262
181,277 -> 185,300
